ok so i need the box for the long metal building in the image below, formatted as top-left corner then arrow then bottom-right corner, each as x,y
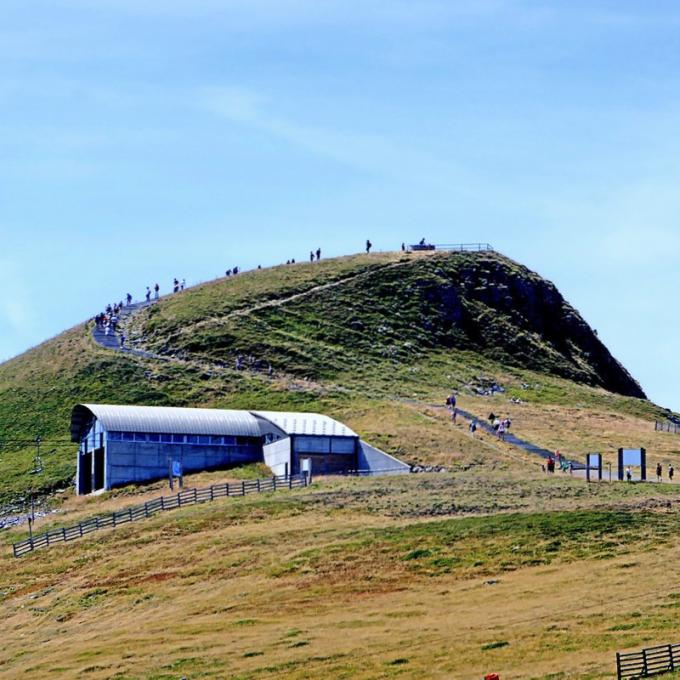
71,404 -> 409,494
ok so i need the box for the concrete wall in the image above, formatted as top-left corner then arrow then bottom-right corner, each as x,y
263,438 -> 291,477
357,441 -> 410,475
105,441 -> 262,489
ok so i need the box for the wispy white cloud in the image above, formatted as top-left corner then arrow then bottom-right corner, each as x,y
198,85 -> 473,190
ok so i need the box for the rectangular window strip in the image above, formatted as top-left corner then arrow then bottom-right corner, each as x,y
106,432 -> 262,446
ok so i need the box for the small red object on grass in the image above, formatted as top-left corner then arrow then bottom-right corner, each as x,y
484,674 -> 500,680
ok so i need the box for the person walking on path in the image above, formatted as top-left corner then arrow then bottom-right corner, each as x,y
181,278 -> 185,291
310,251 -> 314,263
498,420 -> 506,441
154,283 -> 160,299
145,287 -> 151,302
316,247 -> 321,261
626,466 -> 632,482
126,293 -> 132,306
366,239 -> 372,254
469,420 -> 477,436
669,464 -> 675,482
120,333 -> 126,349
451,407 -> 458,424
656,462 -> 663,482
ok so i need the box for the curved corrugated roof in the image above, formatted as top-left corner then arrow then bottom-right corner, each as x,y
252,411 -> 357,437
71,404 -> 262,442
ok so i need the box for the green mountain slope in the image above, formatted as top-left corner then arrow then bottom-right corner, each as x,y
0,250 -> 660,505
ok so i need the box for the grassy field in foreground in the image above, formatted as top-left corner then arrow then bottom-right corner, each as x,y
2,473 -> 680,679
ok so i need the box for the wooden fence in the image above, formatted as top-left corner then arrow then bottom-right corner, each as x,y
655,421 -> 680,435
12,474 -> 308,558
617,642 -> 680,679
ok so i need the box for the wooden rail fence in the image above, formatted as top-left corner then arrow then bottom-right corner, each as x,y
12,474 -> 308,557
655,421 -> 680,435
617,642 -> 680,679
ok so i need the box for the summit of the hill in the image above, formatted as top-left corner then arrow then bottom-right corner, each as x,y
128,249 -> 644,399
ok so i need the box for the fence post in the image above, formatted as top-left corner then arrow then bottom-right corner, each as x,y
210,485 -> 214,501
242,481 -> 245,496
178,492 -> 182,507
129,508 -> 133,521
161,496 -> 165,510
616,652 -> 622,680
62,528 -> 66,542
289,475 -> 292,489
273,476 -> 277,491
670,644 -> 676,670
257,479 -> 261,492
145,502 -> 149,517
226,483 -> 230,496
112,513 -> 116,527
642,649 -> 648,675
79,523 -> 83,537
194,488 -> 198,503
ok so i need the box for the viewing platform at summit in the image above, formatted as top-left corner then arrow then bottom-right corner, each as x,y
407,241 -> 494,252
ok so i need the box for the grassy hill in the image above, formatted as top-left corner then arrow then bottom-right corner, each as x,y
0,249 -> 667,505
2,248 -> 680,678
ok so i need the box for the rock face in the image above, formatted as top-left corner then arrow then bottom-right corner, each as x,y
407,254 -> 646,398
137,251 -> 646,399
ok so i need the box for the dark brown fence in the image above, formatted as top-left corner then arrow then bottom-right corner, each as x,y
12,474 -> 308,558
617,643 -> 680,679
655,421 -> 680,435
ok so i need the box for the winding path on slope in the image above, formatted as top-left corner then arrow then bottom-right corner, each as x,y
91,300 -> 161,359
92,259 -> 412,357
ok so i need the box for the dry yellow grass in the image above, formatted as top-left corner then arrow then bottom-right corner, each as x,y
2,472 -> 680,679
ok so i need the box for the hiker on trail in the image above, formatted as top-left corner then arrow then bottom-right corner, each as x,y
452,407 -> 458,424
310,251 -> 314,262
366,239 -> 372,254
291,259 -> 295,264
120,333 -> 126,349
492,418 -> 500,432
669,465 -> 675,482
498,420 -> 506,441
145,287 -> 151,302
316,247 -> 321,261
233,266 -> 239,275
503,418 -> 512,431
126,293 -> 132,306
555,450 -> 562,466
569,461 -> 574,475
419,237 -> 426,246
154,283 -> 159,299
469,420 -> 477,436
626,466 -> 632,482
657,463 -> 663,482
173,278 -> 179,293
488,412 -> 496,423
401,242 -> 405,252
181,278 -> 186,291
286,260 -> 290,265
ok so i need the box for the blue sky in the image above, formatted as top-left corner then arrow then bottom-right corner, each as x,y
1,1 -> 679,410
